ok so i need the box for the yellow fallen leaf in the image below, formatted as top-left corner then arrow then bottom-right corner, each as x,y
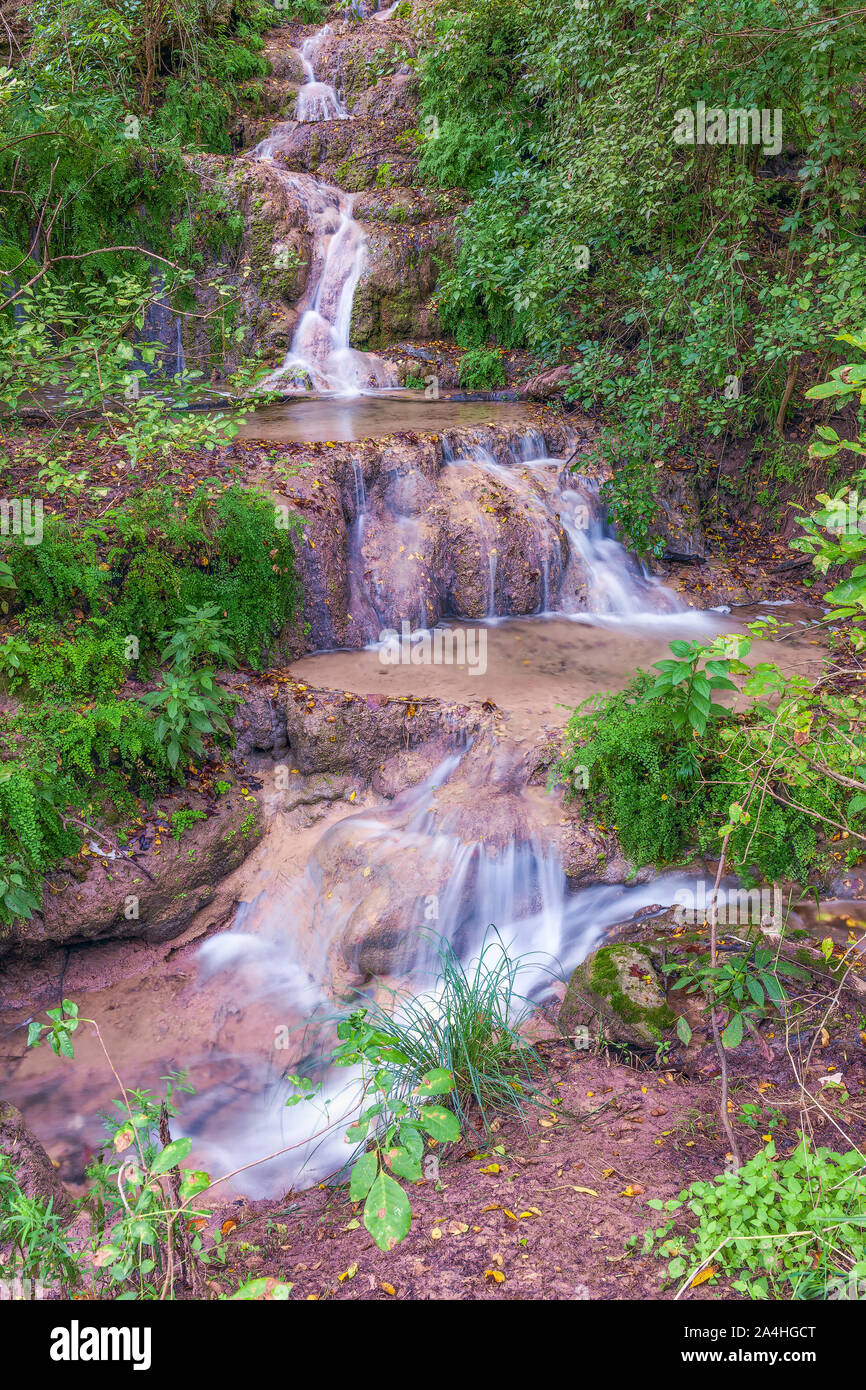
518,1208 -> 542,1218
431,1227 -> 442,1240
572,1187 -> 599,1197
380,1282 -> 395,1295
620,1184 -> 645,1198
479,1163 -> 500,1174
690,1265 -> 717,1288
503,1209 -> 518,1221
337,1263 -> 358,1282
448,1221 -> 469,1235
221,1219 -> 237,1236
484,1269 -> 505,1283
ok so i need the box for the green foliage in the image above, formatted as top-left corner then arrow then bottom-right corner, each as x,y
6,482 -> 301,672
341,936 -> 543,1133
0,697 -> 173,924
556,670 -> 705,867
556,629 -> 866,884
0,0 -> 279,420
329,1012 -> 460,1252
140,668 -> 237,771
284,0 -> 326,20
285,939 -> 543,1250
0,478 -> 300,923
0,1152 -> 79,1289
642,1139 -> 866,1299
418,0 -> 535,192
645,637 -> 740,738
794,328 -> 866,648
159,604 -> 235,673
664,945 -> 807,1050
456,348 -> 506,391
169,808 -> 207,840
20,622 -> 129,700
421,0 -> 866,537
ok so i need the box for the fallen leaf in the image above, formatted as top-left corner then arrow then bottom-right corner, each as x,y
379,1282 -> 395,1295
690,1265 -> 717,1287
484,1269 -> 505,1283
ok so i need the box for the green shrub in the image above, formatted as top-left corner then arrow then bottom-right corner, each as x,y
23,622 -> 129,699
0,1152 -> 79,1289
457,348 -> 506,391
557,672 -> 703,867
642,1138 -> 866,1300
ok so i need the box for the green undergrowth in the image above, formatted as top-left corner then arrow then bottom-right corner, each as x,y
0,479 -> 302,928
555,641 -> 866,888
416,0 -> 866,551
640,1139 -> 866,1300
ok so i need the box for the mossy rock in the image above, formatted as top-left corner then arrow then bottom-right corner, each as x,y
560,943 -> 676,1047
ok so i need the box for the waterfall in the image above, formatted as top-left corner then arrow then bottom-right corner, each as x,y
446,436 -> 684,622
253,28 -> 396,396
296,31 -> 348,121
188,749 -> 699,1192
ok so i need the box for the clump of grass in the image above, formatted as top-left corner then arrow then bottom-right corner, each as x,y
355,934 -> 546,1135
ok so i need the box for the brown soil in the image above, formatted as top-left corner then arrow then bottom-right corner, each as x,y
197,1002 -> 866,1302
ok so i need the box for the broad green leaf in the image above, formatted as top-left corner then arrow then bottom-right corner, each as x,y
349,1150 -> 378,1202
178,1170 -> 210,1201
149,1136 -> 192,1176
418,1104 -> 461,1143
363,1171 -> 412,1251
414,1067 -> 454,1098
387,1147 -> 423,1182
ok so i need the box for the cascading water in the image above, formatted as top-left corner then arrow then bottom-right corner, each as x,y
183,747 -> 699,1192
1,15 -> 741,1203
295,30 -> 348,121
339,430 -> 690,648
252,26 -> 396,394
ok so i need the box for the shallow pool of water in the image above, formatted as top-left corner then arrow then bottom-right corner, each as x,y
231,393 -> 541,443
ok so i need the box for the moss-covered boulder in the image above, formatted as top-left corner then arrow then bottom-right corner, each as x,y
560,943 -> 676,1047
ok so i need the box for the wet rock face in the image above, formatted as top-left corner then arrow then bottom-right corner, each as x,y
311,17 -> 416,110
0,794 -> 264,960
182,155 -> 312,370
272,419 -> 699,651
279,679 -> 496,780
